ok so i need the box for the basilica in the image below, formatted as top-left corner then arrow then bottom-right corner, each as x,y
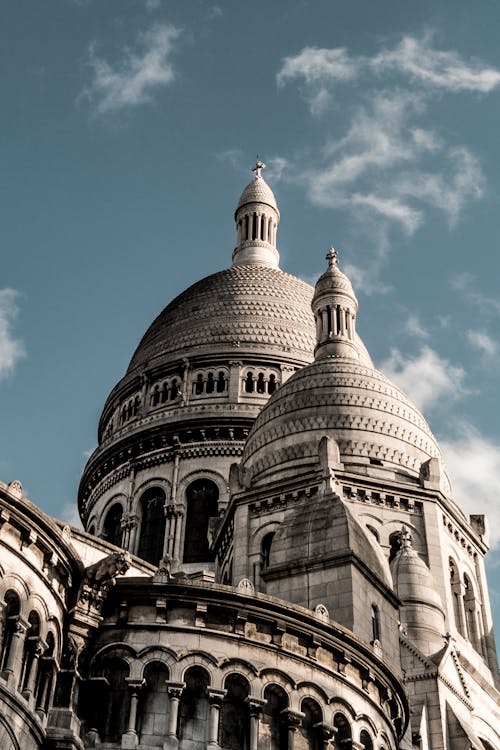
0,163 -> 499,750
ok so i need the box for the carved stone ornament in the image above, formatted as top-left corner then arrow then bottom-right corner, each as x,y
314,603 -> 330,621
8,480 -> 23,498
236,578 -> 255,595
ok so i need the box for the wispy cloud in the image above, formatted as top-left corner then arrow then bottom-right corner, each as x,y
0,289 -> 26,381
405,314 -> 429,340
379,345 -> 467,413
450,272 -> 500,316
275,34 -> 498,289
145,0 -> 161,12
277,34 -> 500,113
60,502 -> 83,530
466,330 -> 498,357
81,24 -> 181,114
441,423 -> 500,547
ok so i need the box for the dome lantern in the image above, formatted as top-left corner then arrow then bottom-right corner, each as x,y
232,160 -> 280,268
312,247 -> 359,361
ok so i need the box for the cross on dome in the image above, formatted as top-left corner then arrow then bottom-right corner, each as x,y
326,246 -> 339,268
252,159 -> 266,179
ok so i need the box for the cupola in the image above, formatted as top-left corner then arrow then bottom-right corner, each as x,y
232,160 -> 280,268
312,247 -> 359,360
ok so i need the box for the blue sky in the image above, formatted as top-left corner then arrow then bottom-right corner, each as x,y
1,0 -> 500,631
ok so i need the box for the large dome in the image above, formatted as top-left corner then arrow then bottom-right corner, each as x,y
127,265 -> 316,373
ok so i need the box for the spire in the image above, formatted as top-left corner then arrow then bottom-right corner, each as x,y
311,247 -> 359,360
232,162 -> 280,268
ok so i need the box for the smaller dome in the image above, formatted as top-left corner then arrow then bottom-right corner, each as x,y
313,248 -> 356,301
236,161 -> 279,214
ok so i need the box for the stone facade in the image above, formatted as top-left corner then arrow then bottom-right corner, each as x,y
0,166 -> 499,749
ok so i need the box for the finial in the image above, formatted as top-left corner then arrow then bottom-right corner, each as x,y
326,247 -> 339,268
400,525 -> 413,549
252,158 -> 266,179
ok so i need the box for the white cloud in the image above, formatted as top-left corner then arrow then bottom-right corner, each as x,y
372,34 -> 500,93
441,424 -> 500,547
81,24 -> 181,114
265,156 -> 289,183
405,314 -> 429,339
145,0 -> 161,12
277,46 -> 360,114
379,345 -> 467,412
277,35 -> 500,113
0,289 -> 25,381
451,272 -> 500,316
466,330 -> 498,356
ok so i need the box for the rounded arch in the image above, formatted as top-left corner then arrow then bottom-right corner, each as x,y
261,682 -> 289,749
300,696 -> 324,749
178,651 -> 218,684
183,477 -> 220,564
220,672 -> 251,750
295,681 -> 330,706
102,501 -> 124,547
133,476 -> 171,502
0,573 -> 30,611
359,728 -> 374,750
0,716 -> 20,750
89,642 -> 137,670
98,493 -> 127,528
259,668 -> 297,696
138,649 -> 175,681
355,714 -> 379,737
137,486 -> 167,566
178,664 -> 211,742
138,660 -> 171,745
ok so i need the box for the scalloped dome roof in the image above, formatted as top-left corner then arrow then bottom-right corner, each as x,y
127,266 -> 316,373
236,175 -> 278,212
241,357 -> 449,489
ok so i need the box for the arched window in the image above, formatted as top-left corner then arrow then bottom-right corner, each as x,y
139,662 -> 170,746
220,674 -> 250,750
360,729 -> 374,750
268,374 -> 277,394
388,531 -> 402,563
170,379 -> 179,400
101,658 -> 130,742
261,684 -> 288,749
194,373 -> 204,395
0,590 -> 21,673
333,713 -> 352,748
19,610 -> 40,693
161,382 -> 169,403
216,371 -> 226,393
371,604 -> 381,643
150,385 -> 160,406
449,558 -> 464,636
178,666 -> 210,743
261,532 -> 275,570
102,503 -> 123,548
256,372 -> 266,394
206,372 -> 215,394
244,372 -> 254,393
464,574 -> 481,652
298,698 -> 322,750
183,479 -> 219,564
138,488 -> 166,566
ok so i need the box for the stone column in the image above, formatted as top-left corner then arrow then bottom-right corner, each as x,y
172,510 -> 185,565
281,710 -> 304,750
246,697 -> 265,750
3,616 -> 28,687
122,678 -> 144,749
207,688 -> 226,750
164,681 -> 185,749
22,638 -> 46,703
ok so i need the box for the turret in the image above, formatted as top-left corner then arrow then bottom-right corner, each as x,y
232,160 -> 280,267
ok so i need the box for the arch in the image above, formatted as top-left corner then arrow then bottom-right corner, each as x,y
102,502 -> 124,547
388,531 -> 402,563
183,478 -> 219,564
449,557 -> 465,636
138,486 -> 167,566
259,668 -> 296,693
19,609 -> 40,692
360,729 -> 374,750
261,683 -> 289,750
178,665 -> 210,744
333,711 -> 352,746
90,655 -> 131,743
138,661 -> 170,746
261,531 -> 275,570
298,697 -> 323,750
220,673 -> 250,750
0,716 -> 20,750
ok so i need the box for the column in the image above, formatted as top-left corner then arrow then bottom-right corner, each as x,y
246,697 -> 265,750
207,688 -> 226,750
340,307 -> 347,336
281,710 -> 304,750
321,309 -> 328,340
165,682 -> 185,748
22,638 -> 46,703
172,510 -> 185,564
122,678 -> 144,749
3,617 -> 28,687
